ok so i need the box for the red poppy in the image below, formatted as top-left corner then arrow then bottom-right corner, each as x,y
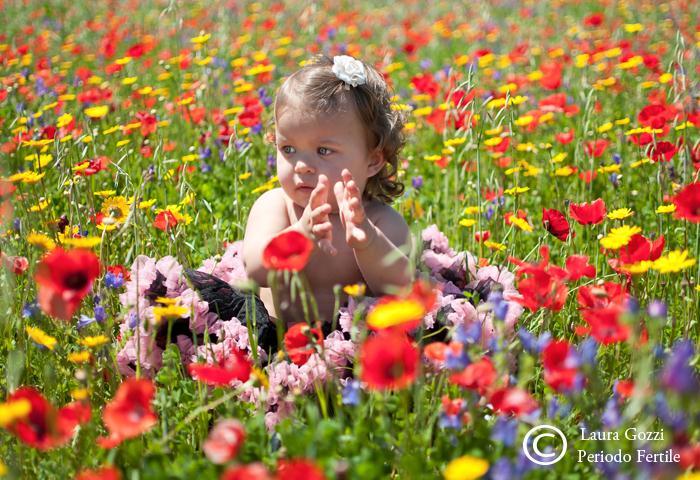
615,379 -> 635,399
569,198 -> 606,225
542,208 -> 571,241
188,346 -> 252,387
98,379 -> 157,448
284,323 -> 323,366
542,340 -> 579,392
74,156 -> 110,176
583,12 -> 604,27
555,130 -> 574,144
262,230 -> 313,272
153,210 -> 179,232
203,419 -> 246,464
35,248 -> 101,321
647,141 -> 677,162
577,282 -> 627,310
565,255 -> 596,281
75,467 -> 122,480
277,458 -> 326,480
6,387 -> 91,450
581,306 -> 630,344
584,139 -> 609,158
448,357 -> 497,395
509,246 -> 568,312
673,183 -> 700,223
360,331 -> 419,391
474,230 -> 491,242
609,234 -> 664,272
221,463 -> 271,480
489,387 -> 538,416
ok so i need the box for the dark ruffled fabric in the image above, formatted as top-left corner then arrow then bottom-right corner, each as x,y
184,268 -> 279,354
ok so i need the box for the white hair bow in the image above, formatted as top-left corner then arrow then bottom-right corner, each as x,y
331,55 -> 367,87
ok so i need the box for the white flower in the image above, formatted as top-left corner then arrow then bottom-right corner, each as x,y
332,55 -> 367,87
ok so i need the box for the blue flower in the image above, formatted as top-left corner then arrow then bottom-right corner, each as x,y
94,305 -> 106,323
22,301 -> 40,319
104,271 -> 124,289
77,315 -> 96,330
341,379 -> 361,406
491,417 -> 517,446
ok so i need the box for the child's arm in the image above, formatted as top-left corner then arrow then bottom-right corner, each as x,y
352,207 -> 414,296
242,189 -> 298,287
243,180 -> 335,287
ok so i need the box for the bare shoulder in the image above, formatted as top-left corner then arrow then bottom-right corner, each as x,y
366,200 -> 412,251
243,188 -> 290,246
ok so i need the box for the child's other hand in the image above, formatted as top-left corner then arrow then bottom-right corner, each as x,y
333,169 -> 377,250
298,174 -> 337,256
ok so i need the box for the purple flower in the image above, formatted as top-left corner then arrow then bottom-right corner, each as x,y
444,347 -> 470,370
661,340 -> 698,394
491,417 -> 517,446
94,305 -> 106,323
602,398 -> 621,428
647,300 -> 667,320
412,176 -> 423,190
578,337 -> 598,366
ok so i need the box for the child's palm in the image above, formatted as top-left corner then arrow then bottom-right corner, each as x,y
303,175 -> 337,256
333,170 -> 370,249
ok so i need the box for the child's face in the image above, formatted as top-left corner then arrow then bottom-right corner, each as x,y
274,100 -> 384,211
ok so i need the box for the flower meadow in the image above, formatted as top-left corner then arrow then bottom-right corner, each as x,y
1,0 -> 700,478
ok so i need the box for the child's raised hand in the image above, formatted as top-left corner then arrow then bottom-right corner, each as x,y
298,174 -> 337,256
333,169 -> 376,250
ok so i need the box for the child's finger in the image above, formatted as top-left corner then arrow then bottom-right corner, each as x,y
319,239 -> 337,256
309,175 -> 328,208
310,203 -> 331,222
311,222 -> 332,236
333,180 -> 345,211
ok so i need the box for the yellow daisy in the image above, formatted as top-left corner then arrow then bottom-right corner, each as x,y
600,225 -> 642,250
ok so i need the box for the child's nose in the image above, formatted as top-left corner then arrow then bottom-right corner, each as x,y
294,158 -> 315,174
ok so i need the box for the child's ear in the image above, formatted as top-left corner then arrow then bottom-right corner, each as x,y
367,148 -> 386,177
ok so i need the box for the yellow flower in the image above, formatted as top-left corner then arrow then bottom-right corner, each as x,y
463,206 -> 481,216
67,351 -> 92,363
484,240 -> 506,251
30,199 -> 50,212
652,250 -> 696,274
191,32 -> 211,44
27,232 -> 56,250
152,304 -> 190,324
155,296 -> 179,305
71,388 -> 89,401
444,455 -> 489,480
656,204 -> 676,214
61,236 -> 102,248
101,196 -> 131,224
21,170 -> 46,184
504,186 -> 529,195
366,299 -> 425,330
79,335 -> 110,348
509,217 -> 533,232
26,326 -> 57,350
84,105 -> 109,119
600,225 -> 642,250
343,283 -> 366,297
620,261 -> 653,275
139,199 -> 157,209
607,208 -> 634,220
94,190 -> 117,197
459,218 -> 476,227
56,112 -> 73,128
0,398 -> 31,427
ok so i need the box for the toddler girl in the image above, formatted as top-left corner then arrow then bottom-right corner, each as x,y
188,54 -> 414,356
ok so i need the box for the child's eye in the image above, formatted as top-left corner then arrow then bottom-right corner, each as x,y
317,147 -> 332,156
280,145 -> 295,154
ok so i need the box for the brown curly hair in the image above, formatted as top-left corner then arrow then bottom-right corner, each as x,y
270,54 -> 406,204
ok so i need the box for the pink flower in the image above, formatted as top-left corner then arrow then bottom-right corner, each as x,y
116,329 -> 163,378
